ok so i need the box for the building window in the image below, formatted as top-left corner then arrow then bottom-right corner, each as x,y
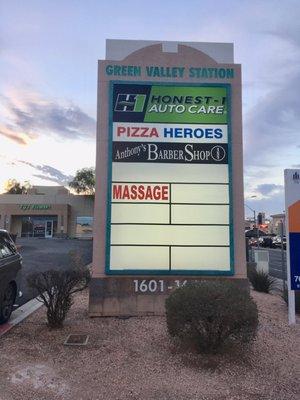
76,217 -> 93,238
21,216 -> 58,238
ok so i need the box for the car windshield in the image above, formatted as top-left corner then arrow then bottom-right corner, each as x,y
0,235 -> 16,257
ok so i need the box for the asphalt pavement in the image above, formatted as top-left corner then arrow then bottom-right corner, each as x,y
249,247 -> 287,281
16,238 -> 93,306
16,240 -> 286,307
268,248 -> 287,280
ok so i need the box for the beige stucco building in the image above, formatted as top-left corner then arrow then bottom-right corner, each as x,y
269,213 -> 286,235
0,186 -> 94,238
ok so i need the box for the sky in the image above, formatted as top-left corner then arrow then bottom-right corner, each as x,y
0,0 -> 299,217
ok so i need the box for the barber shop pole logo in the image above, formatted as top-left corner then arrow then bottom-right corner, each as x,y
211,145 -> 226,162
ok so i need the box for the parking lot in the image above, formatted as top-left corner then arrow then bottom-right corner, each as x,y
16,238 -> 93,306
15,237 -> 287,309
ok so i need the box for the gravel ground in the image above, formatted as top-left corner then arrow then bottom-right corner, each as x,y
0,290 -> 299,400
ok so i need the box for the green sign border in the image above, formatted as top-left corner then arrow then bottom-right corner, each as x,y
105,81 -> 234,276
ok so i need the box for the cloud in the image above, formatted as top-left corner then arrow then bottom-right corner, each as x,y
243,18 -> 300,168
255,184 -> 284,197
264,23 -> 300,48
244,70 -> 300,165
0,124 -> 28,145
245,192 -> 285,217
0,89 -> 96,145
18,161 -> 73,185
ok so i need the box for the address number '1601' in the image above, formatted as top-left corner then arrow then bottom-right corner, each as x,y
133,279 -> 187,293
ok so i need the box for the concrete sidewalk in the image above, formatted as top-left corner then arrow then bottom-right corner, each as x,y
0,298 -> 43,337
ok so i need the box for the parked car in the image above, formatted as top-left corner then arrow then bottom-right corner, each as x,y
0,230 -> 22,324
260,237 -> 277,248
273,236 -> 286,250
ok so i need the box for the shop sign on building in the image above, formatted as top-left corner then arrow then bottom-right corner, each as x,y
19,204 -> 52,211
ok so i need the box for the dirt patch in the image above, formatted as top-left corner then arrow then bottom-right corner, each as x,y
0,289 -> 299,400
10,364 -> 70,395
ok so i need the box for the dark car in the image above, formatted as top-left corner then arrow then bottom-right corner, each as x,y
0,230 -> 22,324
273,235 -> 287,250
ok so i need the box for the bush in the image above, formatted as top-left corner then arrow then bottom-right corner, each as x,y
27,252 -> 90,328
248,269 -> 278,293
165,280 -> 258,353
282,284 -> 300,314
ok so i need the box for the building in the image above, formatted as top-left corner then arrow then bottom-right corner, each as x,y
0,186 -> 94,238
269,213 -> 286,235
257,212 -> 265,225
245,212 -> 270,233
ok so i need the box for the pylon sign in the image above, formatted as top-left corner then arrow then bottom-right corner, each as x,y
285,169 -> 300,290
90,40 -> 247,317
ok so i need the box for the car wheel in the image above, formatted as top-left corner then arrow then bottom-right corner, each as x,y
0,283 -> 16,324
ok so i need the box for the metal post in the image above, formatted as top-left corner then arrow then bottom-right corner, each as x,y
285,201 -> 296,325
245,203 -> 259,251
279,221 -> 285,291
254,210 -> 260,249
245,237 -> 249,262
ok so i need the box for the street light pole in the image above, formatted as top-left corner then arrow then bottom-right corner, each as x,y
245,203 -> 259,249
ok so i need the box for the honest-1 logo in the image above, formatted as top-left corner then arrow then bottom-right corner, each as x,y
115,94 -> 146,112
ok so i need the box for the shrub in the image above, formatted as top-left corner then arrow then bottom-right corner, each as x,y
165,280 -> 258,353
282,284 -> 300,314
27,252 -> 90,328
248,269 -> 278,293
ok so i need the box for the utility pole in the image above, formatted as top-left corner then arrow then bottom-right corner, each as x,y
245,203 -> 259,249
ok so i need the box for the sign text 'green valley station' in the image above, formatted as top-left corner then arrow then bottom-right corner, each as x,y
105,65 -> 234,79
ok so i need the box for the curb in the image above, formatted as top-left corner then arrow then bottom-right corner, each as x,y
0,297 -> 43,337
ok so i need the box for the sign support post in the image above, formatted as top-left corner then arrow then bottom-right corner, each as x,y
285,209 -> 296,325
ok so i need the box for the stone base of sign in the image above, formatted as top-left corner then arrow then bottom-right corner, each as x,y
88,277 -> 249,317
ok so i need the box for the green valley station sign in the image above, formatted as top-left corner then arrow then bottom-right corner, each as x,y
89,40 -> 247,317
105,65 -> 235,79
19,204 -> 52,211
